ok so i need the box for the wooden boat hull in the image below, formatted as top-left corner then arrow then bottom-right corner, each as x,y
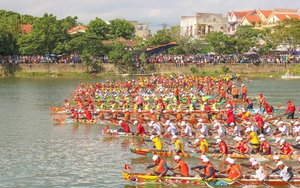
53,118 -> 105,124
122,171 -> 300,186
130,147 -> 300,160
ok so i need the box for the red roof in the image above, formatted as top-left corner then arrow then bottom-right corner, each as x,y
21,24 -> 32,35
232,10 -> 256,19
102,37 -> 140,47
244,15 -> 262,23
67,25 -> 87,33
275,14 -> 300,21
259,10 -> 273,18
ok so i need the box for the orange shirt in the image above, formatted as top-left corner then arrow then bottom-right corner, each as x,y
228,164 -> 241,179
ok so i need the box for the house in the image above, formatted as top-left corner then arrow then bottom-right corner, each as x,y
266,8 -> 300,26
240,15 -> 262,27
21,24 -> 32,35
180,13 -> 228,37
67,25 -> 87,35
128,21 -> 151,39
102,37 -> 140,50
227,10 -> 256,34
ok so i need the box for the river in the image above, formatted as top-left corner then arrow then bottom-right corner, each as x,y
0,76 -> 299,188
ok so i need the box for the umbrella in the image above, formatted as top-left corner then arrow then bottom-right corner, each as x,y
50,54 -> 56,57
245,52 -> 257,55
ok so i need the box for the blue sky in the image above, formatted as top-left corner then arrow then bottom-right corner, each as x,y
2,0 -> 299,33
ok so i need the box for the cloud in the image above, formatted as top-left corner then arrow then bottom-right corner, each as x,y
1,0 -> 299,32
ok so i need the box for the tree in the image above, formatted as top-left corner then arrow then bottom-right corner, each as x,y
234,25 -> 259,53
108,18 -> 135,40
147,29 -> 172,46
18,13 -> 76,55
87,17 -> 108,40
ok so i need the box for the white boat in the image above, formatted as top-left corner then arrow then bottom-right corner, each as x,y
281,74 -> 300,79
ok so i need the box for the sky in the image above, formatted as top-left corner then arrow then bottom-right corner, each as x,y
1,0 -> 299,33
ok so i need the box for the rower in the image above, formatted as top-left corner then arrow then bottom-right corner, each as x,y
244,128 -> 260,153
180,121 -> 193,138
274,121 -> 289,137
218,158 -> 242,181
196,122 -> 209,137
133,120 -> 146,136
228,136 -> 250,154
251,161 -> 268,183
270,137 -> 281,147
171,135 -> 185,154
210,138 -> 229,155
292,157 -> 300,173
147,135 -> 163,151
163,120 -> 177,137
253,111 -> 264,135
189,136 -> 209,155
191,158 -> 216,180
213,122 -> 225,137
263,123 -> 273,137
149,121 -> 162,136
168,155 -> 189,177
292,121 -> 300,137
145,155 -> 169,178
275,161 -> 294,183
265,156 -> 282,171
226,104 -> 235,127
279,139 -> 294,156
118,120 -> 131,133
258,137 -> 272,155
285,100 -> 296,119
229,122 -> 241,137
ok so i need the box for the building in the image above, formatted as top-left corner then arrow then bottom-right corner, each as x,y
227,10 -> 256,34
67,25 -> 87,35
102,37 -> 140,51
128,21 -> 151,39
180,13 -> 228,37
21,24 -> 32,35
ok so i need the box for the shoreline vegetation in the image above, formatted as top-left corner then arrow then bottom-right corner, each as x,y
1,63 -> 299,78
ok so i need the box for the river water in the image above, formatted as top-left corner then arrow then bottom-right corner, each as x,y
0,76 -> 299,188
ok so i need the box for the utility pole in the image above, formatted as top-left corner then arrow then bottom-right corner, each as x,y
161,23 -> 168,30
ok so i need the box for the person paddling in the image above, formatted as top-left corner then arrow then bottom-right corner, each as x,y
217,158 -> 242,181
191,157 -> 216,180
169,155 -> 189,177
145,155 -> 168,178
251,161 -> 269,184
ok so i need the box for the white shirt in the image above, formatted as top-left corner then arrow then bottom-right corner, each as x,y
293,126 -> 300,136
232,126 -> 241,137
217,126 -> 225,136
279,125 -> 289,136
183,125 -> 193,137
167,123 -> 177,135
151,123 -> 161,135
255,166 -> 265,181
279,166 -> 293,182
265,127 -> 273,136
200,124 -> 209,136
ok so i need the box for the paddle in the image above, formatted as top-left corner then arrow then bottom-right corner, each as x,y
192,169 -> 214,188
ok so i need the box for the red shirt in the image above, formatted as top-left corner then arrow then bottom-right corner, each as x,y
120,122 -> 130,133
226,108 -> 235,123
286,104 -> 296,113
136,123 -> 145,135
254,114 -> 264,128
219,140 -> 229,154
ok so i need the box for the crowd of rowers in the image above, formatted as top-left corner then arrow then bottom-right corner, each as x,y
144,152 -> 300,184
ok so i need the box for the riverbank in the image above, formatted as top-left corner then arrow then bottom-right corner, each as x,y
0,63 -> 297,77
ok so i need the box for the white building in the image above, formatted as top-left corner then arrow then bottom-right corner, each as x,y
180,13 -> 228,37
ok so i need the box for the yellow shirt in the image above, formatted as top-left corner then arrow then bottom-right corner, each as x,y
250,131 -> 259,149
200,139 -> 209,154
175,139 -> 185,153
152,137 -> 163,150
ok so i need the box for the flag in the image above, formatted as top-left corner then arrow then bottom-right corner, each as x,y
124,164 -> 131,170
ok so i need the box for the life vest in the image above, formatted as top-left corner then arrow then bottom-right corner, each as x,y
238,142 -> 247,153
178,160 -> 189,177
281,143 -> 293,155
261,141 -> 271,155
175,139 -> 185,153
219,140 -> 229,154
152,137 -> 163,150
250,132 -> 259,149
228,164 -> 241,179
204,162 -> 216,178
200,139 -> 209,154
156,159 -> 167,173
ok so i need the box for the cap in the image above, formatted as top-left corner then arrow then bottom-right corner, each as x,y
165,120 -> 170,126
295,121 -> 300,125
199,135 -> 205,138
245,128 -> 251,132
273,156 -> 280,160
249,157 -> 256,163
118,120 -> 123,125
172,135 -> 178,139
251,161 -> 258,167
263,123 -> 269,129
194,139 -> 200,143
274,120 -> 279,124
152,155 -> 159,161
214,136 -> 220,140
235,137 -> 243,141
134,120 -> 138,125
174,155 -> 181,160
258,134 -> 265,138
280,139 -> 286,145
275,137 -> 281,143
287,100 -> 291,103
297,157 -> 300,162
228,158 -> 235,164
246,122 -> 252,125
276,161 -> 284,166
198,119 -> 203,123
230,122 -> 235,126
241,84 -> 244,86
225,104 -> 231,108
202,158 -> 210,163
200,155 -> 208,160
181,121 -> 186,126
150,135 -> 155,140
150,109 -> 154,113
296,136 -> 300,142
216,139 -> 222,143
259,138 -> 266,142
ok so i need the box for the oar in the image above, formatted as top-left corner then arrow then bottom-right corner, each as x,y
270,169 -> 296,188
193,169 -> 214,188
